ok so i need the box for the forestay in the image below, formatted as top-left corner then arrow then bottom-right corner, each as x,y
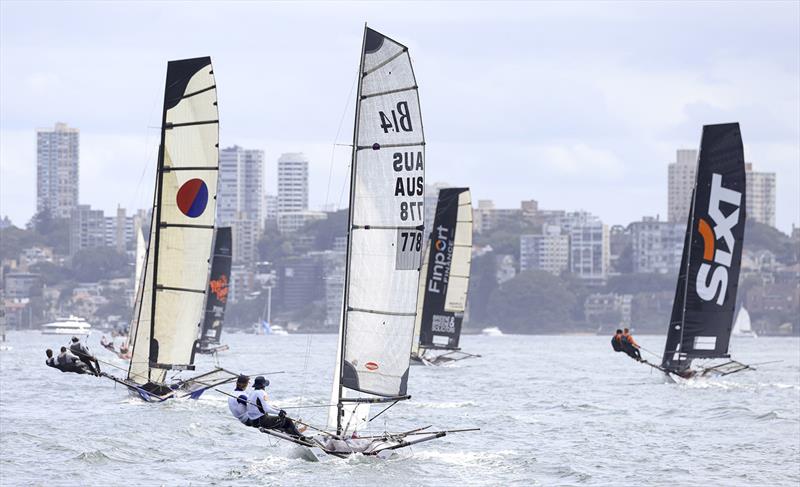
661,123 -> 746,374
127,57 -> 219,385
413,188 -> 473,351
329,26 -> 425,434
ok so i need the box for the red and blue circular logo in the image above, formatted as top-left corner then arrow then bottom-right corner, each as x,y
176,178 -> 209,218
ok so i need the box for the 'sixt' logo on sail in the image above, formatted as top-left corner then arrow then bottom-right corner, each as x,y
695,173 -> 742,306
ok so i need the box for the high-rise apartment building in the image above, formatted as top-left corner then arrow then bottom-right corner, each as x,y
70,205 -> 106,255
218,146 -> 264,263
667,149 -> 697,224
745,163 -> 776,228
629,216 -> 684,274
558,211 -> 610,283
277,153 -> 309,215
519,225 -> 569,275
37,122 -> 79,219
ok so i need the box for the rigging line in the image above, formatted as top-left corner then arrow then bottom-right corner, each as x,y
368,400 -> 398,423
325,71 -> 358,210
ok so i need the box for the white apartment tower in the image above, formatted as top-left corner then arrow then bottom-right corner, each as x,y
218,146 -> 265,263
277,153 -> 309,214
667,149 -> 697,224
37,122 -> 79,219
745,163 -> 776,228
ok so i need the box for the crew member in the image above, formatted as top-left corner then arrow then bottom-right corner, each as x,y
611,329 -> 624,352
55,346 -> 90,374
45,349 -> 58,368
100,335 -> 114,352
622,328 -> 642,361
246,376 -> 304,438
69,336 -> 100,375
228,374 -> 250,425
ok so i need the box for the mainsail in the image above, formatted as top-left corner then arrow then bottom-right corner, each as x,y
661,123 -> 746,374
127,57 -> 220,386
328,26 -> 425,436
412,188 -> 473,354
197,227 -> 232,352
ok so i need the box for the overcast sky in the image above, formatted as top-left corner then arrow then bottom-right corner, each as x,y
1,1 -> 798,232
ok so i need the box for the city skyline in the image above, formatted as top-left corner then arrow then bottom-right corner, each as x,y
1,2 -> 798,233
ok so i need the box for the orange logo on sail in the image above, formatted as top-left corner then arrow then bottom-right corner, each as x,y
209,275 -> 229,303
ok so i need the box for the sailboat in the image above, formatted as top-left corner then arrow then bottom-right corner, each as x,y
257,26 -> 475,457
411,187 -> 479,365
103,56 -> 237,401
732,307 -> 757,338
196,227 -> 232,354
639,123 -> 753,379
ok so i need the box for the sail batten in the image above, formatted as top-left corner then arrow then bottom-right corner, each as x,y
661,123 -> 746,373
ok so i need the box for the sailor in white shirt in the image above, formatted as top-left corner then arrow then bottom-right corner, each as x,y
227,375 -> 251,424
246,376 -> 304,438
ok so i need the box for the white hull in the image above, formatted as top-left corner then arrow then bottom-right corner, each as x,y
41,316 -> 92,336
481,326 -> 503,336
42,328 -> 91,336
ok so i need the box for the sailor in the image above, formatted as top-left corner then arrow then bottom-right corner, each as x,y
228,374 -> 251,425
45,349 -> 58,368
100,335 -> 114,352
611,329 -> 624,352
69,336 -> 100,375
245,376 -> 304,438
621,328 -> 642,361
55,346 -> 90,374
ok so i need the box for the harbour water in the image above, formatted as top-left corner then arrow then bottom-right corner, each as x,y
1,331 -> 798,486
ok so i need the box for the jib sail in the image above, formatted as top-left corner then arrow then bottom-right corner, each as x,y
198,227 -> 232,351
413,188 -> 473,353
329,26 -> 425,435
128,57 -> 220,385
662,123 -> 746,373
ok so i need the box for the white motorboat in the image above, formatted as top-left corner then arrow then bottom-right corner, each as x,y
41,316 -> 92,336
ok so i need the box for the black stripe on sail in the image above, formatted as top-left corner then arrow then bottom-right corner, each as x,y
162,166 -> 219,172
181,84 -> 216,100
159,223 -> 215,230
165,120 -> 219,129
164,56 -> 212,110
349,307 -> 416,317
156,285 -> 206,294
357,141 -> 424,151
352,224 -> 425,231
361,85 -> 417,100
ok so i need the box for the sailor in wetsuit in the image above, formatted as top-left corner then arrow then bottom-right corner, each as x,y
245,376 -> 304,438
69,336 -> 100,375
611,329 -> 624,353
228,374 -> 251,425
53,346 -> 90,374
621,328 -> 642,361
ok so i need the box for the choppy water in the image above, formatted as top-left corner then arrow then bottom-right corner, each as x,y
1,331 -> 798,486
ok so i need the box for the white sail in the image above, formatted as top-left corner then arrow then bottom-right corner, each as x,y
131,226 -> 146,307
732,307 -> 756,337
443,190 -> 473,313
329,27 -> 425,433
128,57 -> 219,385
411,241 -> 430,356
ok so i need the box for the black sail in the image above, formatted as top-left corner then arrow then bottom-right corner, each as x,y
198,227 -> 232,352
662,123 -> 746,372
417,188 -> 472,350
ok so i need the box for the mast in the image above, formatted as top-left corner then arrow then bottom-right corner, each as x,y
336,24 -> 368,437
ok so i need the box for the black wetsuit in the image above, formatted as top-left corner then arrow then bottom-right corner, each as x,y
621,336 -> 642,360
247,394 -> 302,437
70,342 -> 100,375
53,354 -> 90,374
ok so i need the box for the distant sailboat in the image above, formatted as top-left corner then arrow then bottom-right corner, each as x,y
257,26 -> 475,457
196,227 -> 232,354
639,123 -> 753,379
103,56 -> 237,401
732,307 -> 757,338
411,188 -> 479,365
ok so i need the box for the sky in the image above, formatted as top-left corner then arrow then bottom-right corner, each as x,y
1,1 -> 798,233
